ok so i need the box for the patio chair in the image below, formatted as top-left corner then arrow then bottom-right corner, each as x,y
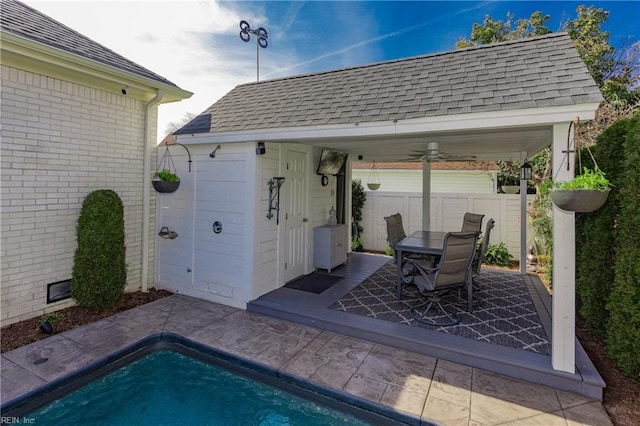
472,218 -> 495,281
461,212 -> 485,233
384,213 -> 429,284
408,231 -> 480,326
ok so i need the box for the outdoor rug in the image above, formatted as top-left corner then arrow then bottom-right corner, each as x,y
330,262 -> 551,355
285,272 -> 345,294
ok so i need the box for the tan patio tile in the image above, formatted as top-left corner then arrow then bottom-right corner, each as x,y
184,320 -> 228,346
1,356 -> 46,403
310,358 -> 360,390
472,368 -> 562,415
343,373 -> 388,403
502,410 -> 568,425
356,353 -> 433,393
436,358 -> 474,375
423,395 -> 470,426
284,323 -> 323,341
107,306 -> 170,331
62,319 -> 150,352
380,383 -> 428,418
167,295 -> 239,316
279,349 -> 330,379
302,330 -> 338,352
315,334 -> 373,365
215,328 -> 283,359
3,335 -> 98,383
162,306 -> 231,335
555,389 -> 599,409
429,362 -> 472,408
252,334 -> 314,369
564,401 -> 613,426
370,343 -> 438,370
470,390 -> 557,425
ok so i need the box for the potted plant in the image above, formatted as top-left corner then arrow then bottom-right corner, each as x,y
497,161 -> 521,194
550,166 -> 610,212
152,169 -> 180,193
39,312 -> 63,334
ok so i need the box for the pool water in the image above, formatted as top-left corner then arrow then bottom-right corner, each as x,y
28,350 -> 373,425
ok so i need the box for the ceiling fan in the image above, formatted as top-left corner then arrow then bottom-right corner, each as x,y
405,142 -> 477,162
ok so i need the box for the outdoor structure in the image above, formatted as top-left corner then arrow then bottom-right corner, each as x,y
352,161 -> 499,193
0,0 -> 192,326
164,32 -> 602,376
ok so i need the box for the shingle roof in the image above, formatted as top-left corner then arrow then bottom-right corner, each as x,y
0,0 -> 179,88
180,32 -> 602,135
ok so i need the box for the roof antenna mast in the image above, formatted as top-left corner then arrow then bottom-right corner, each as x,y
239,20 -> 268,82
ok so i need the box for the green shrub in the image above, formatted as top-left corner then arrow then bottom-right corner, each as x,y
576,116 -> 629,336
605,113 -> 640,377
40,312 -> 63,325
72,189 -> 127,310
384,245 -> 394,257
484,242 -> 512,267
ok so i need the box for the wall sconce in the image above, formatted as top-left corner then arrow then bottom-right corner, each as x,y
256,141 -> 266,155
266,177 -> 285,224
520,160 -> 532,181
209,145 -> 221,158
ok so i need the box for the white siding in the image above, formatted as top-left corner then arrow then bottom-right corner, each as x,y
155,143 -> 256,308
1,65 -> 153,326
361,191 -> 533,261
352,169 -> 497,193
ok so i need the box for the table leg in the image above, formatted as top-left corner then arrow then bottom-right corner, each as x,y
467,276 -> 473,312
396,249 -> 403,300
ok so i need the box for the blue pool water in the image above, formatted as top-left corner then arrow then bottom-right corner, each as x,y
27,350 -> 374,425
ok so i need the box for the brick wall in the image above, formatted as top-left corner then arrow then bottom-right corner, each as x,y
1,65 -> 157,326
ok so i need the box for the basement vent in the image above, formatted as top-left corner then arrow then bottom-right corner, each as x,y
47,279 -> 71,304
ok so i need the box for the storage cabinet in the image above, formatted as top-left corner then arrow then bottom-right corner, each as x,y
313,224 -> 348,273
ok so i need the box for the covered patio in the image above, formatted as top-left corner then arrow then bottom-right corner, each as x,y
248,252 -> 605,400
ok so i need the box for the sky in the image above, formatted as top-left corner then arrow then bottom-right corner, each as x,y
22,1 -> 640,143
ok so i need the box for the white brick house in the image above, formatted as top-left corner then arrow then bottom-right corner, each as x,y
0,0 -> 191,326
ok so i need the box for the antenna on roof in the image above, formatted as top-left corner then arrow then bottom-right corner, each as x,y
239,20 -> 268,82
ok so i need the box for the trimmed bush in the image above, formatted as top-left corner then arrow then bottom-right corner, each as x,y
605,113 -> 640,376
72,189 -> 127,310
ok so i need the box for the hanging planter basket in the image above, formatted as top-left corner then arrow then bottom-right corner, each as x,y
152,180 -> 180,193
550,189 -> 610,212
367,161 -> 381,191
153,145 -> 180,194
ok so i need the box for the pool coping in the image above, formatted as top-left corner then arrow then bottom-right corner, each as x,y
1,332 -> 436,426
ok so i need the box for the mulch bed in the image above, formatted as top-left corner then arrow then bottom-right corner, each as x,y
0,289 -> 172,353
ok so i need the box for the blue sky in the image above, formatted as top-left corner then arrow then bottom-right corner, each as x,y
23,1 -> 639,140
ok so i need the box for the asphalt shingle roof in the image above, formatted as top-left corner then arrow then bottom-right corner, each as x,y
0,0 -> 179,88
181,32 -> 602,135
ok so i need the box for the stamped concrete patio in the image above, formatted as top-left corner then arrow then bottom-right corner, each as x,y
1,291 -> 611,425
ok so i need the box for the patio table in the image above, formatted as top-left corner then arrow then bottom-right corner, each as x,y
395,231 -> 475,312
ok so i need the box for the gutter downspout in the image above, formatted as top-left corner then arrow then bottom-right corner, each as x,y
142,90 -> 164,292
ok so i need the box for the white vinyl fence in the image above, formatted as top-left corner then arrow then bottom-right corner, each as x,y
359,191 -> 535,261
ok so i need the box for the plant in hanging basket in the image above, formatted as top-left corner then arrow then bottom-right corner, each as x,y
550,167 -> 610,212
152,169 -> 180,193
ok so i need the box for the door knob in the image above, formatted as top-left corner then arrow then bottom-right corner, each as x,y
303,218 -> 308,222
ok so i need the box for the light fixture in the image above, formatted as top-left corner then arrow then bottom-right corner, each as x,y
256,141 -> 266,155
520,160 -> 532,181
266,177 -> 285,224
367,161 -> 381,190
209,145 -> 221,158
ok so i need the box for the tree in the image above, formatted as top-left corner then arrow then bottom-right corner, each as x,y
456,11 -> 551,49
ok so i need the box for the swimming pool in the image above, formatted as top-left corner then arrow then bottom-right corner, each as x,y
2,336 -> 416,425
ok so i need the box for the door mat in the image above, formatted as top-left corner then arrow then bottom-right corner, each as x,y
285,273 -> 345,294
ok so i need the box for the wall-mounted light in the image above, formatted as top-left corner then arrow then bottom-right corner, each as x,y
520,160 -> 532,181
209,145 -> 221,158
256,141 -> 266,155
266,177 -> 285,224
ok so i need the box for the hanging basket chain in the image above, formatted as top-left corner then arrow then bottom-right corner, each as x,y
552,118 -> 601,183
156,146 -> 177,174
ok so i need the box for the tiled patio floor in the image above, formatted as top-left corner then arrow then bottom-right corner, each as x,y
1,295 -> 611,425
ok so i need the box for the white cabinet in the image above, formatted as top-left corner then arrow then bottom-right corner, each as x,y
313,225 -> 348,273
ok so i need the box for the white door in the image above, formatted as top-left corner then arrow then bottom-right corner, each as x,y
284,147 -> 308,282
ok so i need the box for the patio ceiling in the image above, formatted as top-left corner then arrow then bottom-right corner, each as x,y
299,124 -> 553,163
